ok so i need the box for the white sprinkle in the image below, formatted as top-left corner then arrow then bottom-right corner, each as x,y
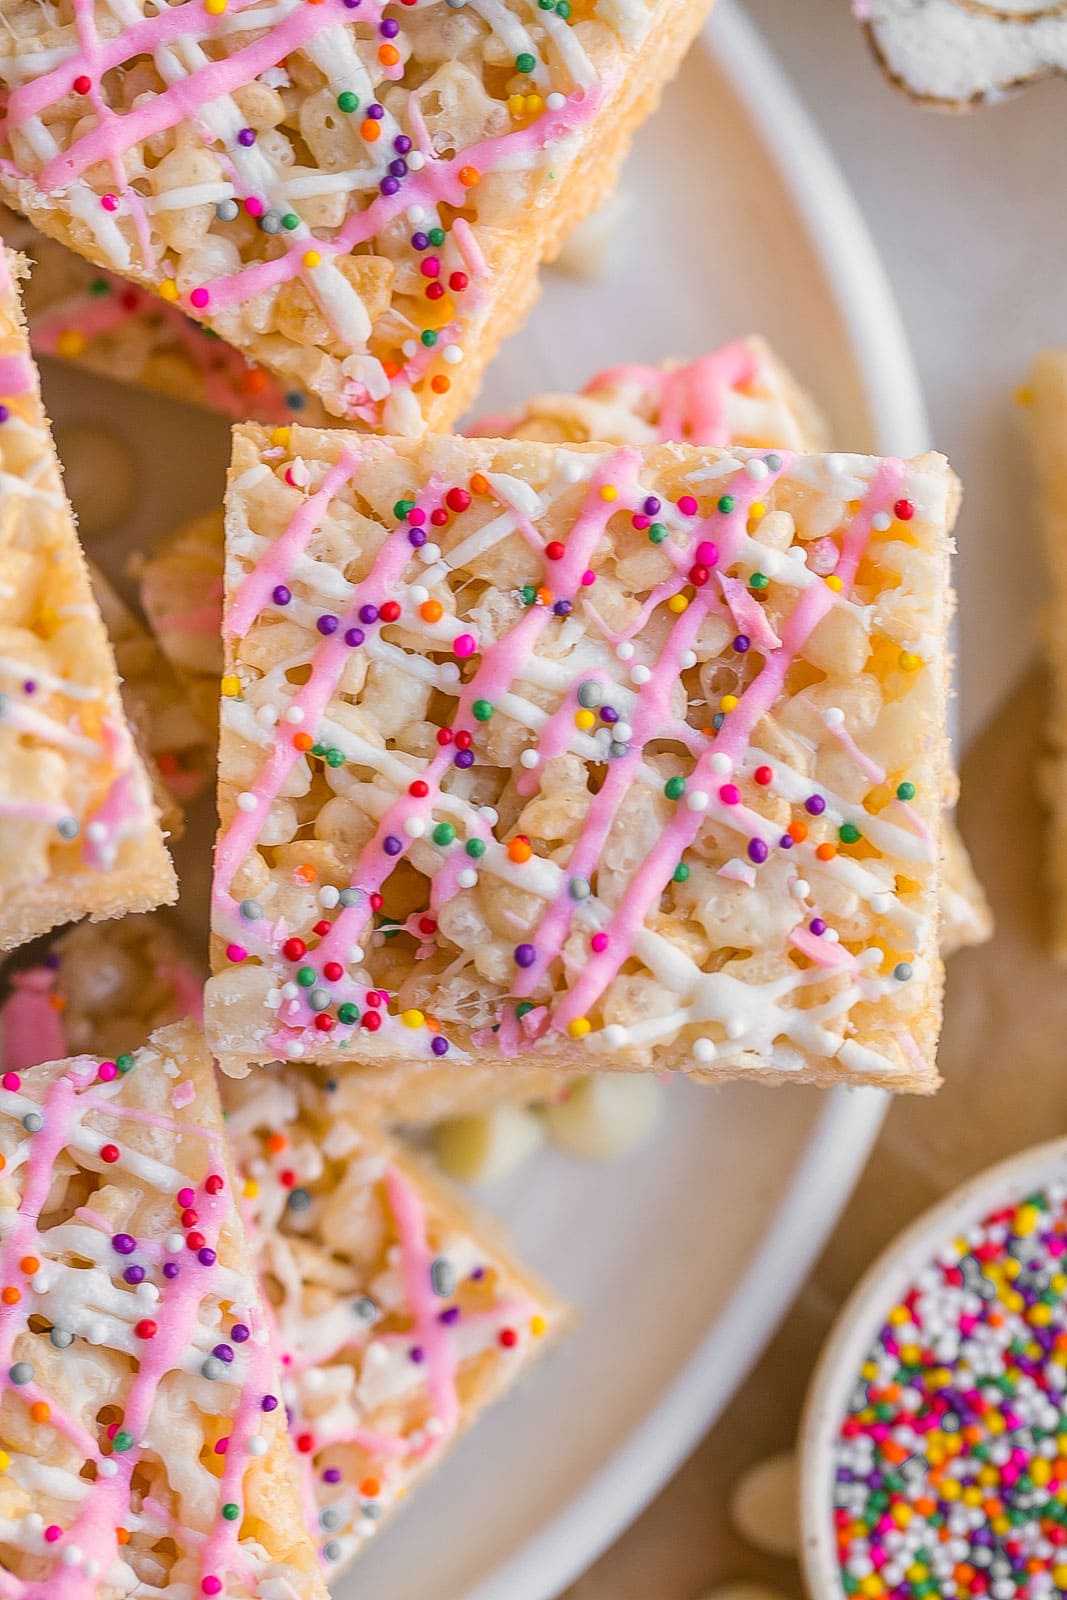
425,1416 -> 445,1438
247,1436 -> 268,1457
286,1041 -> 305,1060
709,752 -> 733,775
319,885 -> 340,908
439,662 -> 460,685
872,511 -> 892,532
285,705 -> 304,724
725,1017 -> 745,1040
560,456 -> 585,482
686,790 -> 709,812
546,91 -> 565,109
402,339 -> 418,359
266,988 -> 281,1007
97,1460 -> 118,1478
631,664 -> 651,685
824,928 -> 840,943
614,721 -> 633,742
137,1282 -> 160,1302
871,891 -> 895,914
827,454 -> 848,475
616,641 -> 635,661
745,458 -> 770,481
457,868 -> 478,888
602,1023 -> 629,1048
348,945 -> 364,963
520,749 -> 539,768
480,806 -> 499,825
165,1233 -> 184,1254
681,649 -> 697,669
281,982 -> 299,1000
237,792 -> 257,812
86,821 -> 108,842
404,817 -> 426,838
693,1037 -> 717,1064
862,947 -> 884,967
407,151 -> 425,171
790,879 -> 810,900
407,205 -> 426,222
60,1546 -> 83,1568
409,585 -> 429,605
442,345 -> 463,365
256,704 -> 278,727
419,542 -> 442,563
365,1341 -> 389,1367
822,707 -> 846,727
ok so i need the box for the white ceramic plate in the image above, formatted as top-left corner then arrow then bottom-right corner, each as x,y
37,3 -> 927,1595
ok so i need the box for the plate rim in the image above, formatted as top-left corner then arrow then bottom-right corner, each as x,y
452,3 -> 931,1595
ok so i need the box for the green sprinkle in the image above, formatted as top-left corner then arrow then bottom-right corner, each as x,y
749,572 -> 769,590
717,494 -> 736,514
89,277 -> 111,297
421,330 -> 438,348
433,823 -> 456,847
465,838 -> 486,858
672,862 -> 690,883
281,212 -> 300,231
472,699 -> 494,721
296,967 -> 316,987
896,781 -> 916,801
337,90 -> 359,113
112,1431 -> 135,1454
338,1003 -> 360,1026
555,2 -> 570,17
839,822 -> 862,844
516,1001 -> 535,1019
311,742 -> 326,756
116,1053 -> 135,1075
648,522 -> 668,544
222,1503 -> 240,1522
520,584 -> 537,606
394,498 -> 415,519
325,748 -> 345,768
428,227 -> 446,247
515,51 -> 536,72
664,776 -> 686,801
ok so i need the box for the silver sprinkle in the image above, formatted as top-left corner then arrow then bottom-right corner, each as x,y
323,1542 -> 343,1563
200,1357 -> 225,1381
568,877 -> 590,900
320,1507 -> 344,1531
57,817 -> 79,839
339,888 -> 360,907
240,898 -> 263,921
361,1502 -> 382,1519
50,1328 -> 74,1350
609,740 -> 629,758
765,452 -> 782,471
430,1257 -> 455,1298
287,1187 -> 312,1212
215,198 -> 240,222
9,1362 -> 33,1385
352,1295 -> 379,1324
22,1112 -> 43,1133
259,210 -> 283,234
576,680 -> 602,709
308,986 -> 331,1011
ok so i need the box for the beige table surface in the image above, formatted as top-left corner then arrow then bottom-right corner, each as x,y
561,674 -> 1063,1600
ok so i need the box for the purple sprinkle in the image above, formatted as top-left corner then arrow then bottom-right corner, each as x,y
317,614 -> 339,635
231,1324 -> 250,1343
380,17 -> 400,35
380,176 -> 400,197
198,1247 -> 217,1267
733,634 -> 750,653
389,158 -> 408,178
344,627 -> 364,647
748,838 -> 769,864
212,1344 -> 234,1363
0,406 -> 10,424
810,918 -> 827,937
262,1394 -> 279,1412
431,1035 -> 448,1056
123,1265 -> 145,1285
272,585 -> 291,606
438,1306 -> 461,1325
409,1346 -> 425,1364
237,127 -> 256,147
408,526 -> 427,548
44,951 -> 61,970
22,680 -> 35,695
643,496 -> 661,516
343,0 -> 360,8
411,231 -> 429,251
112,1233 -> 136,1255
553,599 -> 572,617
394,134 -> 412,154
368,102 -> 384,119
779,833 -> 794,849
804,794 -> 826,816
163,1262 -> 180,1280
359,603 -> 379,625
600,706 -> 618,724
454,749 -> 474,769
384,835 -> 403,856
470,1266 -> 485,1281
323,1467 -> 342,1484
514,943 -> 536,969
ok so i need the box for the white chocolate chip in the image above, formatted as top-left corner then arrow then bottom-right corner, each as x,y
432,1103 -> 544,1187
545,1076 -> 660,1163
729,1451 -> 799,1558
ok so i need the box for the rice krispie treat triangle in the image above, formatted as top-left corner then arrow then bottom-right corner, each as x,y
207,426 -> 956,1090
223,1064 -> 565,1576
0,0 -> 715,432
0,246 -> 176,953
0,1021 -> 328,1599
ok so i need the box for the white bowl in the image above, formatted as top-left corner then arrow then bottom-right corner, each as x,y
798,1135 -> 1067,1599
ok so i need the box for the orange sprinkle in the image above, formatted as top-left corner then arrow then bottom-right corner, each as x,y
19,1257 -> 39,1275
535,586 -> 553,607
787,820 -> 808,844
382,359 -> 401,380
360,1477 -> 381,1498
48,994 -> 66,1012
361,119 -> 381,142
430,375 -> 450,394
295,864 -> 317,884
507,837 -> 532,864
470,472 -> 489,496
30,1403 -> 50,1424
1,1287 -> 19,1306
293,732 -> 313,752
815,842 -> 837,861
420,599 -> 444,623
242,368 -> 269,394
116,1529 -> 131,1546
266,1133 -> 287,1154
914,1496 -> 936,1518
458,165 -> 480,186
378,42 -> 399,65
0,1154 -> 6,1173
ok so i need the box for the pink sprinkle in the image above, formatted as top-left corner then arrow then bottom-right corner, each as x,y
101,193 -> 118,211
454,633 -> 476,658
97,1062 -> 117,1082
420,256 -> 441,278
591,932 -> 609,953
214,1437 -> 230,1455
1,1072 -> 19,1091
632,514 -> 650,530
696,541 -> 719,565
44,1526 -> 62,1543
202,1580 -> 223,1596
245,197 -> 264,218
580,569 -> 596,586
1050,1238 -> 1066,1256
226,944 -> 247,963
677,495 -> 698,516
408,507 -> 426,526
719,783 -> 740,806
190,287 -> 210,309
106,1423 -> 118,1440
178,1187 -> 195,1208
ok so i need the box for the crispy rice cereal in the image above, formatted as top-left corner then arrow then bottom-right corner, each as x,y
205,426 -> 956,1089
0,1021 -> 328,1599
0,246 -> 175,952
0,0 -> 714,432
224,1064 -> 565,1575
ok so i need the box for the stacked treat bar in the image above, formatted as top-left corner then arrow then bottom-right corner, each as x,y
0,0 -> 986,1590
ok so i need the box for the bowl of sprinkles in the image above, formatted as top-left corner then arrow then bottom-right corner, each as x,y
800,1137 -> 1067,1600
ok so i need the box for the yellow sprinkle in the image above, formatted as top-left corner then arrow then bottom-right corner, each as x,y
271,425 -> 291,448
158,278 -> 180,302
899,1343 -> 921,1365
525,94 -> 543,114
720,694 -> 738,712
567,1017 -> 591,1039
529,1314 -> 547,1337
1054,1274 -> 1067,1294
508,94 -> 525,117
992,1517 -> 1010,1536
0,1451 -> 8,1473
303,250 -> 321,269
859,1578 -> 884,1598
978,1465 -> 998,1487
221,674 -> 241,697
1016,1203 -> 1040,1234
748,501 -> 765,522
242,1178 -> 259,1199
401,1009 -> 425,1029
1054,1568 -> 1067,1591
1032,1459 -> 1053,1486
891,1504 -> 911,1527
962,1486 -> 983,1506
667,593 -> 689,613
941,1479 -> 961,1501
825,574 -> 843,592
905,1567 -> 928,1584
860,1360 -> 878,1380
55,329 -> 86,359
987,1411 -> 1006,1434
888,1306 -> 910,1325
205,0 -> 227,11
1031,1303 -> 1054,1326
574,709 -> 596,731
1016,384 -> 1035,407
600,485 -> 617,502
898,650 -> 922,672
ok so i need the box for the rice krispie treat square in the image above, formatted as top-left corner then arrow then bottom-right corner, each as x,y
206,426 -> 956,1090
0,247 -> 175,952
0,1021 -> 328,1599
224,1064 -> 565,1576
0,0 -> 714,433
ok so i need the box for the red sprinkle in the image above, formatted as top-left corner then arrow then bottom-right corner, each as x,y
100,1144 -> 120,1164
754,766 -> 773,786
73,74 -> 92,93
894,498 -> 915,521
498,1328 -> 519,1348
446,487 -> 471,514
545,541 -> 565,561
283,937 -> 306,962
134,1319 -> 157,1340
380,600 -> 401,623
323,962 -> 344,982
